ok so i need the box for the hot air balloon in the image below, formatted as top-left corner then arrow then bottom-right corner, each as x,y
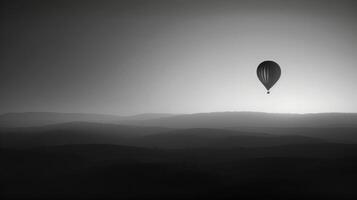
256,60 -> 281,94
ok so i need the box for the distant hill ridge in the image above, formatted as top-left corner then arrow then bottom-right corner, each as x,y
120,111 -> 357,128
1,111 -> 357,128
0,112 -> 174,128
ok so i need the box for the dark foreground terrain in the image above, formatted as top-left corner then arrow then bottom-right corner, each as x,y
2,143 -> 357,200
2,112 -> 357,199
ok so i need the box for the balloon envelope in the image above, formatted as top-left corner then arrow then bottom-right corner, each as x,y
256,61 -> 281,94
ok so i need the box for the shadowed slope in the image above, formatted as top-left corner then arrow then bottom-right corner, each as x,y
1,123 -> 325,149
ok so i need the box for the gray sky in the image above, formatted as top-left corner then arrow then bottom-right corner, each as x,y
1,0 -> 357,115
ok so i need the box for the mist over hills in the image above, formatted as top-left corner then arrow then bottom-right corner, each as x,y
2,111 -> 357,129
2,111 -> 357,149
120,112 -> 357,128
0,112 -> 174,128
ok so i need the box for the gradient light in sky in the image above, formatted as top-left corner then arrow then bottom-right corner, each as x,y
1,0 -> 357,115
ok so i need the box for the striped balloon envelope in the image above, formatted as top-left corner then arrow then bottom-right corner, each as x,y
256,61 -> 281,94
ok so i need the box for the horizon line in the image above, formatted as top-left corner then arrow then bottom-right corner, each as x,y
1,110 -> 357,116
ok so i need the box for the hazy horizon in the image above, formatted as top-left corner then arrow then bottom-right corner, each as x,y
2,0 -> 357,115
2,110 -> 357,117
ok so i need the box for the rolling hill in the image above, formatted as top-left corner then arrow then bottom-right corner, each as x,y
0,112 -> 174,128
119,112 -> 357,128
1,122 -> 325,149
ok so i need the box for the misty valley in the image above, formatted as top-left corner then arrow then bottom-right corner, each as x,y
1,112 -> 357,199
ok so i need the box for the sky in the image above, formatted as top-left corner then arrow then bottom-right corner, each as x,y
1,0 -> 357,115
